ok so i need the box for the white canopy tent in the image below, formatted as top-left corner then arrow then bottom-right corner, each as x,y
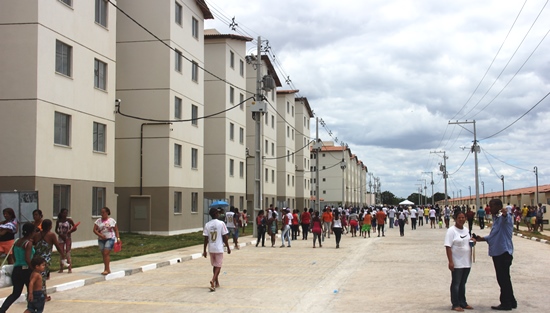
399,200 -> 415,205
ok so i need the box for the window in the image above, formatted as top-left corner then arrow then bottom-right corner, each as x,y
191,17 -> 199,39
292,105 -> 294,117
54,112 -> 70,146
271,143 -> 274,156
230,51 -> 235,68
94,59 -> 107,90
229,196 -> 234,207
175,50 -> 182,72
95,0 -> 107,27
292,176 -> 294,187
191,192 -> 198,213
191,61 -> 199,82
287,101 -> 290,113
265,112 -> 268,125
59,0 -> 72,6
239,161 -> 244,178
175,2 -> 182,25
93,122 -> 106,152
239,127 -> 244,144
229,87 -> 234,104
272,170 -> 275,183
239,60 -> 244,76
265,168 -> 268,182
323,190 -> 326,194
191,148 -> 198,169
265,140 -> 268,153
229,159 -> 234,176
229,123 -> 234,141
292,129 -> 294,140
92,187 -> 105,216
55,40 -> 72,77
175,97 -> 182,119
174,144 -> 182,166
239,93 -> 244,110
287,126 -> 290,138
191,104 -> 198,126
287,174 -> 290,186
53,184 -> 70,217
271,116 -> 274,128
174,192 -> 182,213
239,196 -> 244,210
287,150 -> 290,161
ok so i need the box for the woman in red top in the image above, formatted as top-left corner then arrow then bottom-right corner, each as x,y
310,211 -> 323,248
291,209 -> 300,240
301,208 -> 311,240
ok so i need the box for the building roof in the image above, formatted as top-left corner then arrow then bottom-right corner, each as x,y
204,31 -> 253,42
195,0 -> 214,19
277,89 -> 299,95
295,97 -> 314,118
452,184 -> 550,201
261,55 -> 282,87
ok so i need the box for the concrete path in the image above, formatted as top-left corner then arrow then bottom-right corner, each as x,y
1,222 -> 548,312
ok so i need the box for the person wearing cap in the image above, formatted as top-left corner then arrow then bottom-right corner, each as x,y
203,208 -> 231,292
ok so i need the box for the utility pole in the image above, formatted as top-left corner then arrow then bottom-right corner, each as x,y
431,150 -> 448,207
314,118 -> 321,213
534,166 -> 539,205
448,120 -> 480,211
340,142 -> 347,208
500,175 -> 505,202
368,173 -> 373,206
423,171 -> 434,206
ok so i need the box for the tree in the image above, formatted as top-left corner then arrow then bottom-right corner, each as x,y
381,191 -> 400,205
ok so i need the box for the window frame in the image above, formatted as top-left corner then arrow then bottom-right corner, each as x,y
229,87 -> 234,104
191,148 -> 198,169
175,96 -> 182,119
239,127 -> 244,144
229,123 -> 235,141
191,192 -> 198,213
175,2 -> 182,25
174,191 -> 182,213
53,184 -> 71,217
239,59 -> 244,76
191,61 -> 199,82
239,161 -> 244,178
230,51 -> 235,69
54,112 -> 71,146
174,143 -> 182,166
92,187 -> 106,216
191,17 -> 199,39
175,49 -> 182,72
191,104 -> 198,126
229,159 -> 234,177
94,0 -> 108,27
94,58 -> 107,90
93,122 -> 106,152
55,40 -> 72,77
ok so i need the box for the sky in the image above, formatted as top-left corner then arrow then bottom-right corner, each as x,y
204,0 -> 550,199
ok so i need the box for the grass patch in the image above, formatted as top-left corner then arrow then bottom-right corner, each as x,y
49,224 -> 254,271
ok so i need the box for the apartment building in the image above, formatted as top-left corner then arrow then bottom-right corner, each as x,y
313,142 -> 368,208
245,56 -> 282,211
0,0 -> 117,245
295,97 -> 313,209
114,0 -> 213,234
276,90 -> 298,208
203,30 -> 252,210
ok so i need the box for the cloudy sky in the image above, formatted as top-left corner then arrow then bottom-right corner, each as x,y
205,0 -> 550,199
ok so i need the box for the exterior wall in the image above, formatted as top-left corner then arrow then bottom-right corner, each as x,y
204,35 -> 248,209
0,0 -> 116,243
276,92 -> 297,208
294,101 -> 312,210
115,0 -> 205,233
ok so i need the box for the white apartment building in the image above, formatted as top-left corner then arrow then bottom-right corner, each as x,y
294,97 -> 313,209
313,142 -> 368,208
276,90 -> 298,208
245,56 -> 282,211
0,0 -> 117,245
203,30 -> 252,210
114,0 -> 213,234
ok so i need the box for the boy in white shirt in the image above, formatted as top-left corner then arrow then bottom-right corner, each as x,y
203,208 -> 231,292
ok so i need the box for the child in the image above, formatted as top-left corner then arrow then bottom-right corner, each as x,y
26,256 -> 46,313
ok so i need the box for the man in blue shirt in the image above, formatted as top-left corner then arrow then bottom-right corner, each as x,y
476,206 -> 486,229
475,199 -> 516,311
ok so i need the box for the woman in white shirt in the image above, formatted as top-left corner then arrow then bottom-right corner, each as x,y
331,211 -> 343,248
444,211 -> 475,312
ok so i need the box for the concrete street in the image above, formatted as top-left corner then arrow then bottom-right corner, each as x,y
2,222 -> 549,312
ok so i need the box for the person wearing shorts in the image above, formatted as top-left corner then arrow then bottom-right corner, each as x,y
362,210 -> 372,238
203,208 -> 231,292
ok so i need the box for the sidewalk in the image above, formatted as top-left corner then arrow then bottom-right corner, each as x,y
0,235 -> 257,303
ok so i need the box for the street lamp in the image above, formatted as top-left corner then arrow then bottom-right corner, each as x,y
500,175 -> 505,202
534,166 -> 539,205
468,186 -> 471,208
481,181 -> 484,205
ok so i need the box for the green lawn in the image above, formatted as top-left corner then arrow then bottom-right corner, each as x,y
49,224 -> 254,271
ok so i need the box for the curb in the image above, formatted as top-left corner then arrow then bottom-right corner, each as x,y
513,232 -> 549,245
0,239 -> 255,304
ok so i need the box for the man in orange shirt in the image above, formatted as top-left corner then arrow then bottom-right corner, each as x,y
376,208 -> 387,237
322,207 -> 333,240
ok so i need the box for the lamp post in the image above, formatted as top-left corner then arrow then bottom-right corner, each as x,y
534,166 -> 539,205
500,175 -> 505,202
481,181 -> 485,206
468,186 -> 471,208
340,142 -> 347,208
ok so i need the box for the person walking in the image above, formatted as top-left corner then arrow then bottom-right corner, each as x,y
0,223 -> 35,313
331,211 -> 343,248
291,209 -> 300,240
322,207 -> 332,240
255,210 -> 266,247
0,208 -> 18,264
266,212 -> 278,248
475,199 -> 517,311
376,207 -> 386,237
477,206 -> 486,230
445,211 -> 475,312
280,209 -> 292,248
536,203 -> 546,232
301,208 -> 311,240
410,206 -> 417,230
311,211 -> 323,248
388,206 -> 396,229
348,209 -> 359,237
398,209 -> 407,237
56,208 -> 76,273
93,207 -> 120,276
202,208 -> 231,292
466,207 -> 475,235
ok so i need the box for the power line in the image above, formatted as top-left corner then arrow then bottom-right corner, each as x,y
448,152 -> 471,176
481,147 -> 531,172
263,140 -> 314,160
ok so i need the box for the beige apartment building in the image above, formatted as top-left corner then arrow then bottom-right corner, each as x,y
245,56 -> 282,211
203,30 -> 252,210
276,90 -> 299,208
0,0 -> 117,246
114,0 -> 213,234
295,97 -> 313,209
313,142 -> 368,208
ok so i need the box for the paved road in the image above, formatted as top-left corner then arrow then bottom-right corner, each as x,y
4,223 -> 550,312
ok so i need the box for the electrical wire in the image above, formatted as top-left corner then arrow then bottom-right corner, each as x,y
263,140 -> 314,160
479,90 -> 550,140
481,148 -> 504,179
115,96 -> 254,123
447,151 -> 471,176
481,147 -> 532,172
